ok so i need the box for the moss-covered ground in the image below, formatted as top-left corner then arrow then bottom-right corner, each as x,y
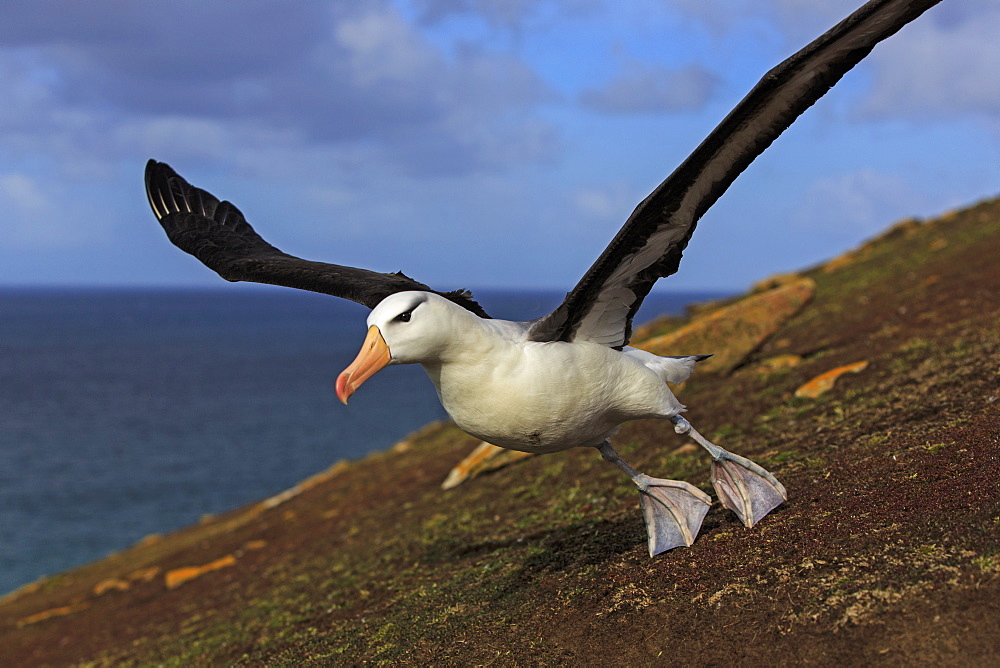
2,198 -> 998,666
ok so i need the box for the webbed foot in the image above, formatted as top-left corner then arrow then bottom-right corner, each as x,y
597,441 -> 712,555
710,453 -> 787,527
671,415 -> 787,528
636,475 -> 712,555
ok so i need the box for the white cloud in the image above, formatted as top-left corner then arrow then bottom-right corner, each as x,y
0,0 -> 992,288
579,63 -> 717,115
668,0 -> 859,43
572,181 -> 643,223
0,0 -> 559,179
112,117 -> 302,168
0,173 -> 47,212
0,57 -> 56,128
412,0 -> 601,31
336,10 -> 440,86
667,0 -> 1000,127
0,172 -> 109,248
573,188 -> 620,220
792,168 -> 922,234
861,5 -> 1000,120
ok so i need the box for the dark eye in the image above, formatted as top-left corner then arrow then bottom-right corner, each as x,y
394,310 -> 412,323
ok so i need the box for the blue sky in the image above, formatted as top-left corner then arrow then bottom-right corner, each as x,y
0,0 -> 997,293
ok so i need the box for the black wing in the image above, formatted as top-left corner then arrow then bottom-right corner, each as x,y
145,160 -> 489,317
528,0 -> 940,348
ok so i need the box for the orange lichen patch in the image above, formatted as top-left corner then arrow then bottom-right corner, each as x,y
392,440 -> 412,453
441,441 -> 535,490
93,579 -> 130,596
756,354 -> 803,374
244,540 -> 267,551
795,361 -> 870,399
164,555 -> 237,590
17,603 -> 89,628
127,566 -> 161,583
640,278 -> 815,375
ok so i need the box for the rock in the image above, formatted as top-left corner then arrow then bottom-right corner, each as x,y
164,554 -> 237,590
441,441 -> 535,490
259,460 -> 350,511
640,278 -> 815,375
16,603 -> 89,628
127,566 -> 161,583
93,579 -> 130,596
794,361 -> 870,399
756,354 -> 803,374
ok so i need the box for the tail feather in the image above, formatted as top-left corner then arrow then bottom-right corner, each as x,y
625,349 -> 712,384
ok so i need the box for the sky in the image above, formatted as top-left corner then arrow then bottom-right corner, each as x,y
0,0 -> 997,293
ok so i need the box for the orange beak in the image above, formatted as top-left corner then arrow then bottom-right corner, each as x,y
336,326 -> 392,404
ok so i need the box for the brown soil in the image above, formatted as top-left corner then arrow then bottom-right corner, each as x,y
1,198 -> 998,666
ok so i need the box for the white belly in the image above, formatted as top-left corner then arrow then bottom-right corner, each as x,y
423,340 -> 683,453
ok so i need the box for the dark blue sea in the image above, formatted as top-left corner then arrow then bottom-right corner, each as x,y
0,286 -> 725,595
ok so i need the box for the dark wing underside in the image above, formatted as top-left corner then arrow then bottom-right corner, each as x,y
528,0 -> 941,349
144,160 -> 489,317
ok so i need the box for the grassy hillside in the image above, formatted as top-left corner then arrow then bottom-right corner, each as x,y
2,198 -> 998,666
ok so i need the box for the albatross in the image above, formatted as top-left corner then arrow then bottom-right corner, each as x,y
144,0 -> 941,555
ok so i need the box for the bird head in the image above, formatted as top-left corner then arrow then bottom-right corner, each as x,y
336,291 -> 453,404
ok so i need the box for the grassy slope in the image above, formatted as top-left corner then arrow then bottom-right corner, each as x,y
2,198 -> 998,666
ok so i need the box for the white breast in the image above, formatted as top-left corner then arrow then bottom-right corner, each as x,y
423,337 -> 684,453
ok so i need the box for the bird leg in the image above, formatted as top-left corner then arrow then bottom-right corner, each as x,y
670,415 -> 786,528
597,441 -> 711,556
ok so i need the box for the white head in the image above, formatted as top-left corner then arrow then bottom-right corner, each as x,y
335,291 -> 466,403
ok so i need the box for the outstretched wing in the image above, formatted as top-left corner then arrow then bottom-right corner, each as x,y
145,160 -> 489,317
528,0 -> 940,348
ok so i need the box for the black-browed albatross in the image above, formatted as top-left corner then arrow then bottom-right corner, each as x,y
145,0 -> 942,556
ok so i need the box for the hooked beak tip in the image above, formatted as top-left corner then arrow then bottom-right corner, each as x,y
336,325 -> 390,405
335,372 -> 353,404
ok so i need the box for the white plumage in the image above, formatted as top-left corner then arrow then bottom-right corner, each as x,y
365,292 -> 689,454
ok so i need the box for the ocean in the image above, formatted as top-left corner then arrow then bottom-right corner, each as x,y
0,286 -> 725,595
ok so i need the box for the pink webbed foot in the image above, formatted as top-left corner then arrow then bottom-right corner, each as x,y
637,475 -> 712,555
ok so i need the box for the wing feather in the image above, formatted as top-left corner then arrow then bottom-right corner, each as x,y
528,0 -> 940,348
144,160 -> 489,317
